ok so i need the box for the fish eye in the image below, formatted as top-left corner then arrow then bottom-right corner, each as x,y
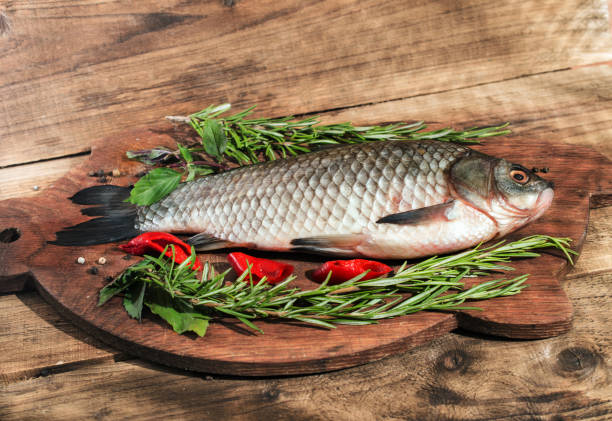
510,168 -> 529,184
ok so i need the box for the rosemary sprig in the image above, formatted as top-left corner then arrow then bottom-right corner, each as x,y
126,104 -> 510,205
185,103 -> 510,164
100,235 -> 575,336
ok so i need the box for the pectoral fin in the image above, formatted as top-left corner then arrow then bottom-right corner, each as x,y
187,233 -> 234,251
290,234 -> 366,256
376,201 -> 455,225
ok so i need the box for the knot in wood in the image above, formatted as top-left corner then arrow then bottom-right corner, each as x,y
261,386 -> 280,402
436,349 -> 473,373
556,346 -> 600,377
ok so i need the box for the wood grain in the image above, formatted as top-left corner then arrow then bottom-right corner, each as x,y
3,64 -> 612,204
0,155 -> 88,202
0,293 -> 119,385
569,206 -> 612,279
323,65 -> 612,160
1,0 -> 611,167
0,0 -> 610,416
0,128 -> 609,375
1,272 -> 609,420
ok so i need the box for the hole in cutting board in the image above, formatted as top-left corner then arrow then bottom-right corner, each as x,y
0,227 -> 20,243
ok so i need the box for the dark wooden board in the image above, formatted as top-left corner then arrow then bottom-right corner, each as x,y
0,128 -> 610,376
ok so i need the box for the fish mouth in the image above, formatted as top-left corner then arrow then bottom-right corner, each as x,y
531,187 -> 554,221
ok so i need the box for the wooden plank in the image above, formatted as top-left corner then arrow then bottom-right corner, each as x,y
1,0 -> 611,167
0,155 -> 88,202
323,65 -> 612,160
1,65 -> 611,202
1,272 -> 609,420
569,206 -> 612,279
0,293 -> 120,385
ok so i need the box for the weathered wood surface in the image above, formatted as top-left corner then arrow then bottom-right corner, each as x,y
1,0 -> 611,168
0,294 -> 119,385
4,64 -> 612,202
1,271 -> 610,420
4,135 -> 609,375
1,0 -> 611,418
0,155 -> 88,201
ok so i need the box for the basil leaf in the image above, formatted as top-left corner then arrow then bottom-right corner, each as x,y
202,119 -> 227,160
146,288 -> 209,336
99,280 -> 128,306
125,167 -> 182,206
123,281 -> 147,320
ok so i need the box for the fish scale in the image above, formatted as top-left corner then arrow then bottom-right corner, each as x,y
136,140 -> 470,257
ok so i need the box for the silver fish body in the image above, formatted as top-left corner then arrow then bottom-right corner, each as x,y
136,140 -> 554,259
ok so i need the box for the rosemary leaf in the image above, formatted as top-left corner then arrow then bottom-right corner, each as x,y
127,103 -> 513,207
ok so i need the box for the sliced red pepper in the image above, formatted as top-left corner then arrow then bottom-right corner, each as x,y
119,232 -> 202,270
227,252 -> 293,285
311,259 -> 392,284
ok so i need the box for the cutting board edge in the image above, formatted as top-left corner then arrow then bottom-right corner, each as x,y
32,276 -> 460,376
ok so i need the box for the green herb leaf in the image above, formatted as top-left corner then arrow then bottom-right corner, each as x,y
99,279 -> 129,306
192,166 -> 215,176
126,104 -> 513,206
125,167 -> 182,206
177,143 -> 193,163
146,288 -> 209,336
101,234 -> 575,335
201,119 -> 227,160
123,281 -> 147,320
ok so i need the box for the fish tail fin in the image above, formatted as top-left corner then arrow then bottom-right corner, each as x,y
49,185 -> 141,246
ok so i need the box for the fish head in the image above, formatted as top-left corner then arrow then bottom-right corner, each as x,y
450,151 -> 554,237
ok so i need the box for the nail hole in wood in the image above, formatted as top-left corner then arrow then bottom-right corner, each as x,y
0,228 -> 20,243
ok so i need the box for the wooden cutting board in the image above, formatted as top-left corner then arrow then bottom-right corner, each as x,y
0,128 -> 610,376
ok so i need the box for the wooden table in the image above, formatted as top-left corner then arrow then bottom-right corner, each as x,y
1,1 -> 611,418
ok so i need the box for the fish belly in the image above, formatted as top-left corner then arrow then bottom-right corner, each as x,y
136,140 -> 492,258
360,200 -> 497,259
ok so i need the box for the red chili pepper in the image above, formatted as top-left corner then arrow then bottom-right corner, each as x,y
119,232 -> 202,270
227,252 -> 294,285
311,259 -> 392,284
